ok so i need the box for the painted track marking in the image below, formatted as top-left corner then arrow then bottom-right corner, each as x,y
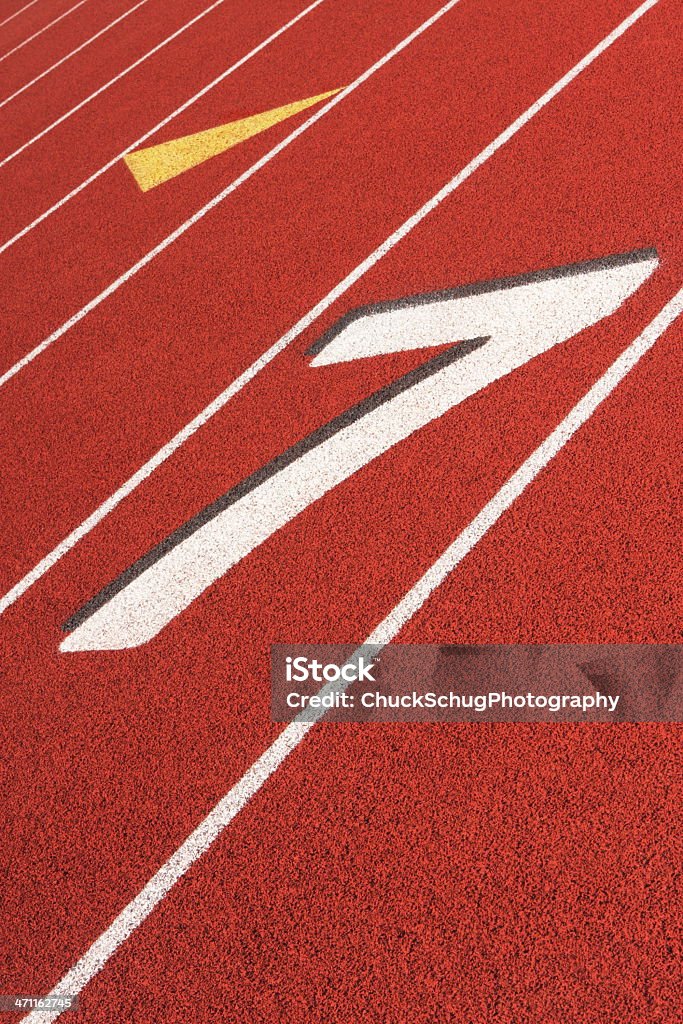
60,251 -> 658,650
0,0 -> 660,616
123,88 -> 343,191
22,284 -> 683,1023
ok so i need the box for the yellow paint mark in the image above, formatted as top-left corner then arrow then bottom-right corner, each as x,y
124,88 -> 342,191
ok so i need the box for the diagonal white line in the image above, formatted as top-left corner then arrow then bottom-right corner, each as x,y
21,284 -> 683,1024
0,0 -> 41,31
0,0 -> 659,620
0,0 -> 230,165
0,0 -> 326,254
0,0 -> 151,110
0,0 -> 89,62
0,0 -> 468,387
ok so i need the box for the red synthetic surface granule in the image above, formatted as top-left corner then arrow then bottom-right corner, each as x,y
0,0 -> 680,1020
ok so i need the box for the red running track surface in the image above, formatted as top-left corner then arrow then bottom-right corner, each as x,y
0,0 -> 680,1020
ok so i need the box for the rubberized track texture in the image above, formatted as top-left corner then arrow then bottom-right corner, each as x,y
0,0 -> 681,1021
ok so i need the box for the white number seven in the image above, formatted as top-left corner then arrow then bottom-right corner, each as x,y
61,250 -> 657,651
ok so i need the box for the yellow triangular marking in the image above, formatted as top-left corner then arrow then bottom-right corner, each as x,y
124,88 -> 342,192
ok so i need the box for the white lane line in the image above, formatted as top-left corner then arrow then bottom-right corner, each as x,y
0,0 -> 326,254
0,0 -> 41,31
22,284 -> 683,1024
0,0 -> 230,165
0,0 -> 151,110
0,0 -> 659,618
0,0 -> 468,387
0,0 -> 89,62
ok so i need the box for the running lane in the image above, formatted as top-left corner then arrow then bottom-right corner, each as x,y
0,0 -> 90,55
0,0 -> 209,137
0,0 -> 652,591
0,0 -> 42,22
0,0 -> 678,1010
0,0 -> 147,98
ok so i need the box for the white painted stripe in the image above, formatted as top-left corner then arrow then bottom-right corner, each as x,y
0,0 -> 468,385
62,254 -> 657,651
0,0 -> 659,619
0,0 -> 151,110
0,0 -> 41,31
0,0 -> 89,62
0,0 -> 326,255
22,284 -> 683,1024
0,0 -> 228,164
